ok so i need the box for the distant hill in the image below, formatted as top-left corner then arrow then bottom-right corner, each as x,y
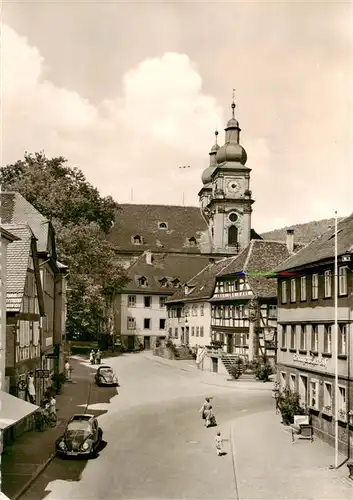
260,217 -> 347,244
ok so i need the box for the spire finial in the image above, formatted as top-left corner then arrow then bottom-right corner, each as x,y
231,88 -> 236,118
214,129 -> 218,145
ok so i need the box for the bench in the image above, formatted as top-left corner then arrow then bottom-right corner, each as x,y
291,415 -> 314,443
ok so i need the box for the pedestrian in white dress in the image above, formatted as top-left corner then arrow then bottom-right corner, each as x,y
27,372 -> 36,404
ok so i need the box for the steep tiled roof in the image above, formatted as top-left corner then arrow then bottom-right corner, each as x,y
217,240 -> 305,298
166,257 -> 235,303
260,217 -> 346,244
275,213 -> 353,272
108,204 -> 209,253
0,192 -> 49,252
123,252 -> 211,294
4,225 -> 34,312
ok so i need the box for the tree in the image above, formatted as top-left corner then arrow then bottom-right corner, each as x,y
0,152 -> 129,340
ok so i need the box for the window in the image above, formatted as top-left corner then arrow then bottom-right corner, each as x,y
338,386 -> 346,419
144,318 -> 151,329
159,297 -> 166,308
281,281 -> 287,303
200,305 -> 204,316
229,213 -> 238,222
168,328 -> 172,337
174,328 -> 178,338
311,273 -> 319,300
128,295 -> 136,307
158,222 -> 168,229
268,305 -> 277,318
228,226 -> 238,246
300,276 -> 306,301
309,380 -> 319,409
281,325 -> 287,348
324,325 -> 332,353
311,325 -> 318,352
191,327 -> 195,336
192,305 -> 198,316
324,270 -> 332,297
290,325 -> 296,349
200,326 -> 204,337
144,296 -> 151,308
138,276 -> 148,287
299,325 -> 306,350
159,319 -> 166,330
196,326 -> 200,337
290,374 -> 296,392
188,237 -> 197,246
290,279 -> 296,302
127,317 -> 136,330
133,235 -> 142,245
338,267 -> 347,295
280,372 -> 286,390
338,324 -> 347,355
323,382 -> 332,412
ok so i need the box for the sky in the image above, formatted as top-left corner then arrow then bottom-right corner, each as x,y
1,0 -> 353,233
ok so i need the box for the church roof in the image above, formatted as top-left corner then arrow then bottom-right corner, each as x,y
108,204 -> 208,253
122,252 -> 211,294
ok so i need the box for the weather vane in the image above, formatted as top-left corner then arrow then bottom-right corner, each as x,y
231,88 -> 236,118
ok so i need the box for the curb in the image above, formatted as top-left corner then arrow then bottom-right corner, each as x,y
12,451 -> 56,500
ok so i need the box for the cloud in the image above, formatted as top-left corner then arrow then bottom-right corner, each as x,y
2,25 -> 228,212
1,13 -> 352,234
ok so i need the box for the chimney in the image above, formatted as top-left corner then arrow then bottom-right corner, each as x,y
145,250 -> 153,265
286,229 -> 294,253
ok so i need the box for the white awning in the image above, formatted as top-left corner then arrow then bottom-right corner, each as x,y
0,391 -> 39,430
0,492 -> 11,500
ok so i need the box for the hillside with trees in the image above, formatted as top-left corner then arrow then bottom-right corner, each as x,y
261,217 -> 347,244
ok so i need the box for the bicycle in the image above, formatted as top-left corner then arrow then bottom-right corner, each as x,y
34,409 -> 57,431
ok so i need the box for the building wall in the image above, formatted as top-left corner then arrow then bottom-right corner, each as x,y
120,292 -> 169,341
276,266 -> 353,454
0,236 -> 10,391
166,302 -> 212,347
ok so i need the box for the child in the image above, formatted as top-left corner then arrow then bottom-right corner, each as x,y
215,431 -> 223,456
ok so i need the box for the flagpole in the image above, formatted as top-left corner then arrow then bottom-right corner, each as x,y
334,210 -> 338,468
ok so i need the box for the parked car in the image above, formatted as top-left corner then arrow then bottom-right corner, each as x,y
95,365 -> 119,387
56,414 -> 103,458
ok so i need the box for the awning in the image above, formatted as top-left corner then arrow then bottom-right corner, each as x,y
0,391 -> 39,430
0,492 -> 11,500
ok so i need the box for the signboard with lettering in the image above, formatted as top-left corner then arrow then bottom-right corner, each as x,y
293,353 -> 327,368
35,369 -> 50,379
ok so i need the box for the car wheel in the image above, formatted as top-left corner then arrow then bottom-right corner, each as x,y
98,427 -> 103,440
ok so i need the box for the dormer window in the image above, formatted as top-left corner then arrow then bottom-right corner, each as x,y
159,278 -> 168,287
171,278 -> 180,288
138,276 -> 148,287
188,237 -> 197,247
158,222 -> 168,230
132,235 -> 143,245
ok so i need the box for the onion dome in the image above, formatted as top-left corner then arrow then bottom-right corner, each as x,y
216,99 -> 247,166
201,131 -> 219,185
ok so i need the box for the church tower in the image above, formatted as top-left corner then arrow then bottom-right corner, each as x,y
199,96 -> 255,254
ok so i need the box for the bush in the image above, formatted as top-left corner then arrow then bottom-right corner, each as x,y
155,338 -> 161,348
51,372 -> 66,394
228,358 -> 245,379
252,354 -> 273,382
278,388 -> 304,425
210,340 -> 224,349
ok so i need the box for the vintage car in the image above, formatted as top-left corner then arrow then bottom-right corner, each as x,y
95,365 -> 119,386
56,414 -> 103,458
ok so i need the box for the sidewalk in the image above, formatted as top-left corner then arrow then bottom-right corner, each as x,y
142,352 -> 274,392
2,357 -> 117,500
231,409 -> 353,499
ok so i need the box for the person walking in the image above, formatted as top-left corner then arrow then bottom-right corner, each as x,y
89,350 -> 95,365
27,371 -> 36,404
95,349 -> 101,365
65,359 -> 72,381
215,431 -> 223,456
199,397 -> 213,428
